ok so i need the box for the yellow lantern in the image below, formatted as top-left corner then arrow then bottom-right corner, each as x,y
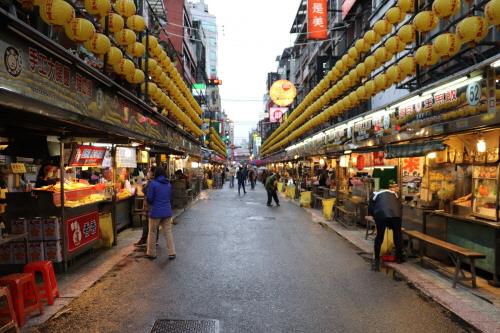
335,60 -> 347,73
398,0 -> 414,12
151,45 -> 164,59
349,69 -> 358,84
342,76 -> 352,89
485,0 -> 500,26
364,30 -> 381,45
84,0 -> 110,16
126,42 -> 145,57
114,0 -> 136,17
126,15 -> 145,32
356,63 -> 367,78
99,14 -> 124,33
386,65 -> 404,83
432,0 -> 460,19
342,54 -> 355,68
364,55 -> 378,72
113,58 -> 135,76
39,0 -> 75,26
397,24 -> 416,43
413,11 -> 438,32
141,58 -> 157,72
365,80 -> 376,96
433,33 -> 461,57
142,35 -> 158,50
348,92 -> 358,106
375,74 -> 389,91
348,47 -> 359,61
374,19 -> 393,36
343,96 -> 352,109
115,29 -> 136,46
64,18 -> 95,42
355,39 -> 371,53
126,68 -> 145,84
356,86 -> 367,100
103,46 -> 122,65
456,16 -> 488,44
385,36 -> 406,54
375,47 -> 393,63
398,56 -> 416,76
386,7 -> 405,24
415,44 -> 440,67
83,33 -> 110,55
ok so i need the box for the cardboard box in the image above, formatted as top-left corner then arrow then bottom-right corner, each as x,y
28,218 -> 43,241
28,241 -> 44,263
10,218 -> 27,234
11,242 -> 27,264
0,244 -> 12,264
43,217 -> 61,240
43,240 -> 62,263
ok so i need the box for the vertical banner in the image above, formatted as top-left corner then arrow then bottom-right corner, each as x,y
308,0 -> 328,40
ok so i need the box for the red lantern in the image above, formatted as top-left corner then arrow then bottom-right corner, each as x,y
356,155 -> 365,170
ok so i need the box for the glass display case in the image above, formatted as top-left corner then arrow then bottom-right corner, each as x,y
36,181 -> 108,208
471,165 -> 499,221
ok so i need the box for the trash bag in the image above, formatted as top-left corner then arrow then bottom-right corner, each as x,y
98,213 -> 114,249
322,198 -> 336,220
380,228 -> 394,256
286,185 -> 296,199
300,191 -> 312,208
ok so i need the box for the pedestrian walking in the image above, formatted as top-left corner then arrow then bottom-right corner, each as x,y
228,165 -> 236,188
368,183 -> 403,271
236,167 -> 246,195
145,167 -> 176,260
221,167 -> 226,187
248,168 -> 256,190
243,165 -> 248,184
134,166 -> 157,248
265,173 -> 280,207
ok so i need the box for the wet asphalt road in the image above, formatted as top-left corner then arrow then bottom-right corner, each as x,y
33,182 -> 471,333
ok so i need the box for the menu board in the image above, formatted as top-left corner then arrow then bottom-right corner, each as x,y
116,147 -> 137,168
69,146 -> 106,167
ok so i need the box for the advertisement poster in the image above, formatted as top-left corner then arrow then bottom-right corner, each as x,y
69,146 -> 107,166
67,211 -> 100,253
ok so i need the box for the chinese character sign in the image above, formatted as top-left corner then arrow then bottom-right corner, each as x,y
308,0 -> 328,40
66,212 -> 100,253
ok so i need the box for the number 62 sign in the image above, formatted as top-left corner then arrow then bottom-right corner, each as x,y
466,82 -> 481,106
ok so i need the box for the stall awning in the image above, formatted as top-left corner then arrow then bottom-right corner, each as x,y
385,140 -> 447,159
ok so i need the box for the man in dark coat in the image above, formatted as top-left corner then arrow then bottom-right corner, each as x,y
368,185 -> 403,271
236,167 -> 246,195
265,173 -> 280,207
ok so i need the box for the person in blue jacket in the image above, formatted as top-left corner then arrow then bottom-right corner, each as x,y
146,167 -> 176,260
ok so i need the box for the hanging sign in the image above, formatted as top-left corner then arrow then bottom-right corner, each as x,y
269,80 -> 297,106
269,107 -> 287,123
342,0 -> 357,19
69,146 -> 107,167
67,211 -> 100,253
466,82 -> 481,106
353,119 -> 372,142
116,147 -> 137,168
308,0 -> 328,40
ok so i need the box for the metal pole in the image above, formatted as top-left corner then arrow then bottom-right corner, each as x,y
111,145 -> 118,246
59,138 -> 68,272
415,0 -> 421,90
144,30 -> 149,102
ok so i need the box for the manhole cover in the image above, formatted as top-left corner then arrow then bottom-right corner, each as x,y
150,319 -> 219,333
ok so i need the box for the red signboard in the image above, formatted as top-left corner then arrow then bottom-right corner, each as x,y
69,145 -> 107,167
66,211 -> 100,253
342,0 -> 357,19
308,0 -> 328,40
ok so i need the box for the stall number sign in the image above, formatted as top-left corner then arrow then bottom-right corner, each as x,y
67,211 -> 99,253
466,82 -> 481,106
10,163 -> 26,174
69,146 -> 107,166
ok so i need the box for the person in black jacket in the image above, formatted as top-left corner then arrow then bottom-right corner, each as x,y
236,167 -> 246,195
368,184 -> 403,271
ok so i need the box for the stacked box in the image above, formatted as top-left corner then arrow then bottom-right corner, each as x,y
28,241 -> 44,262
43,217 -> 61,240
28,218 -> 43,241
43,240 -> 63,263
10,218 -> 27,234
11,242 -> 27,264
0,244 -> 12,264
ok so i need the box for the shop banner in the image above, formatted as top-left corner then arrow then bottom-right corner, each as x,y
69,145 -> 107,167
269,107 -> 287,123
67,211 -> 100,253
308,0 -> 328,40
353,119 -> 372,142
116,147 -> 137,168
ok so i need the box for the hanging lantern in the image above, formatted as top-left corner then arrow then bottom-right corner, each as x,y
342,76 -> 352,89
386,7 -> 406,24
126,14 -> 145,32
375,73 -> 389,91
114,29 -> 136,46
398,56 -> 416,75
364,30 -> 381,45
365,56 -> 379,73
356,63 -> 367,78
374,46 -> 393,63
158,51 -> 168,62
39,0 -> 75,26
356,86 -> 367,100
99,13 -> 124,33
398,0 -> 414,12
151,44 -> 164,59
432,0 -> 461,19
64,18 -> 95,42
348,47 -> 359,61
349,69 -> 358,84
103,46 -> 122,65
126,68 -> 145,84
84,0 -> 110,16
335,60 -> 347,73
349,92 -> 359,106
485,0 -> 500,27
83,33 -> 110,55
140,58 -> 157,72
413,11 -> 439,32
342,54 -> 355,68
365,80 -> 376,96
126,41 -> 145,57
142,35 -> 158,50
385,36 -> 406,53
433,33 -> 461,57
355,39 -> 371,53
113,58 -> 135,76
386,65 -> 404,83
415,44 -> 440,67
456,16 -> 488,44
114,0 -> 136,17
374,19 -> 393,36
397,24 -> 416,43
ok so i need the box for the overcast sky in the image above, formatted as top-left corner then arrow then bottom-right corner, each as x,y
200,0 -> 299,144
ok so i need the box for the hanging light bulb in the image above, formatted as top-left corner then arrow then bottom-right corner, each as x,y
427,152 -> 437,159
477,136 -> 486,153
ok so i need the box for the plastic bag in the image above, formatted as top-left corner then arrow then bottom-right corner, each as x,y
380,228 -> 394,256
98,213 -> 114,249
300,191 -> 312,208
322,198 -> 336,220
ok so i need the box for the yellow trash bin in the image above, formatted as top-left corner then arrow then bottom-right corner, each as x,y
277,182 -> 284,193
207,179 -> 214,189
99,213 -> 114,249
322,198 -> 336,220
300,191 -> 312,208
286,185 -> 296,199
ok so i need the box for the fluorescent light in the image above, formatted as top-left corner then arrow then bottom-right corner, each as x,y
423,76 -> 468,96
344,150 -> 352,154
477,138 -> 486,153
491,59 -> 500,68
426,75 -> 483,96
427,152 -> 437,159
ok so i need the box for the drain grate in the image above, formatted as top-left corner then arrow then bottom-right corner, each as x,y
150,319 -> 219,333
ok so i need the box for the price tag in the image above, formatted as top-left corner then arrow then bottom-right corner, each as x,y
466,82 -> 481,106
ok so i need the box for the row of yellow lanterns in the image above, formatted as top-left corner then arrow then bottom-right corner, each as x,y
210,135 -> 227,154
209,142 -> 226,158
209,127 -> 227,152
262,0 -> 498,155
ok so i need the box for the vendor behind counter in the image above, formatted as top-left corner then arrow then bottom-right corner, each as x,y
35,163 -> 58,188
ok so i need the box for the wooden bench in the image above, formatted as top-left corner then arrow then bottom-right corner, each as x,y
403,229 -> 486,288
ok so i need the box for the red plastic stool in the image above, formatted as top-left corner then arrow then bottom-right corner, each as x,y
0,273 -> 43,327
24,260 -> 59,305
0,286 -> 20,332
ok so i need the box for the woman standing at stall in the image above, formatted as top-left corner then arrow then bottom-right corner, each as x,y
145,167 -> 176,260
